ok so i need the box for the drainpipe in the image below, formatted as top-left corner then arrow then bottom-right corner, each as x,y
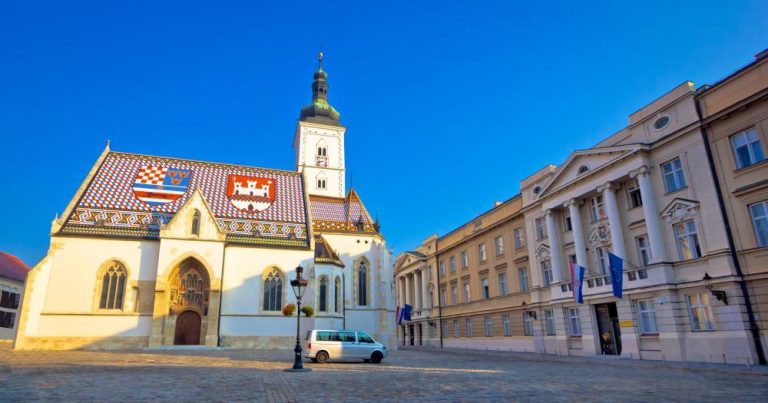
695,96 -> 767,365
342,273 -> 346,330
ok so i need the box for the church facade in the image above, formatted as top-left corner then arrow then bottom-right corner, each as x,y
14,54 -> 395,350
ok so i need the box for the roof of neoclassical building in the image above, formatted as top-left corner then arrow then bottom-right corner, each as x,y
0,252 -> 29,282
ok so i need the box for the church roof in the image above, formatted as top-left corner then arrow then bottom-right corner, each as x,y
59,150 -> 310,247
314,235 -> 345,267
309,189 -> 379,234
0,252 -> 30,282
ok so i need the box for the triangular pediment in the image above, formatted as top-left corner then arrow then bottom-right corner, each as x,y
539,144 -> 645,197
535,244 -> 551,260
661,198 -> 699,222
393,251 -> 426,272
161,189 -> 225,241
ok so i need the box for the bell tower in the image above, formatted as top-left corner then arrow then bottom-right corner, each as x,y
294,52 -> 347,198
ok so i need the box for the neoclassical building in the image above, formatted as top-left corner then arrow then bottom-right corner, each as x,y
15,54 -> 395,350
395,50 -> 768,364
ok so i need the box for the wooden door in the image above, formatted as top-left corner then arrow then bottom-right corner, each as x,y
174,310 -> 201,345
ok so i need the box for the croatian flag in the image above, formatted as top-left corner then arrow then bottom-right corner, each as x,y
608,252 -> 624,299
403,304 -> 413,322
396,306 -> 403,325
570,262 -> 585,304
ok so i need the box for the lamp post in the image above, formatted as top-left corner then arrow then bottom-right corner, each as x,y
285,265 -> 311,372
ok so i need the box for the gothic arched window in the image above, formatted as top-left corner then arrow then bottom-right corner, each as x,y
319,276 -> 328,312
191,210 -> 201,236
334,276 -> 341,313
358,261 -> 368,306
99,262 -> 127,310
263,268 -> 283,311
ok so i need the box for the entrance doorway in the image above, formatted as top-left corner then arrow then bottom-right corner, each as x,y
174,310 -> 201,345
418,323 -> 423,346
595,303 -> 621,355
409,324 -> 415,346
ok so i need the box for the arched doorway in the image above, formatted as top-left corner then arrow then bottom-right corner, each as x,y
168,260 -> 210,345
174,310 -> 201,345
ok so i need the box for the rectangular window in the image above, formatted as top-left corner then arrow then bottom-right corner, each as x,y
451,286 -> 458,305
466,318 -> 473,337
0,291 -> 21,309
662,158 -> 687,193
541,260 -> 553,287
519,267 -> 529,292
674,220 -> 702,260
637,299 -> 658,334
731,128 -> 765,169
484,316 -> 493,337
442,320 -> 449,338
502,314 -> 512,336
481,278 -> 490,299
440,287 -> 447,307
545,309 -> 556,336
0,311 -> 16,329
627,179 -> 643,209
498,273 -> 508,296
590,195 -> 606,222
523,312 -> 534,336
687,293 -> 715,331
596,246 -> 610,275
514,227 -> 525,249
463,282 -> 470,302
439,261 -> 445,276
495,236 -> 504,256
568,308 -> 582,336
535,217 -> 547,240
478,244 -> 487,262
749,201 -> 768,247
461,251 -> 469,268
450,256 -> 456,273
563,209 -> 572,232
453,320 -> 459,338
636,235 -> 652,267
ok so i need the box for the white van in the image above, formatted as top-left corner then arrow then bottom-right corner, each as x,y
304,329 -> 387,364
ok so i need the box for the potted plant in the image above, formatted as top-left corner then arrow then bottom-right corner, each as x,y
282,303 -> 296,317
300,305 -> 314,318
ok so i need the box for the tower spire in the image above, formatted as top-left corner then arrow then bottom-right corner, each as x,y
299,51 -> 341,125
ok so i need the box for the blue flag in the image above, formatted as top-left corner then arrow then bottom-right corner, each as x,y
608,253 -> 624,299
403,304 -> 413,321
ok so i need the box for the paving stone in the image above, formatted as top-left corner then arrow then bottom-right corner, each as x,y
1,344 -> 766,402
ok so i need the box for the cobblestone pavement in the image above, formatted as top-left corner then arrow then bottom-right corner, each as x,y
1,344 -> 767,402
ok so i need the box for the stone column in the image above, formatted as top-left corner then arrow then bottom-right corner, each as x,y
421,268 -> 430,309
545,209 -> 564,283
632,166 -> 668,262
399,276 -> 406,307
405,274 -> 412,306
566,199 -> 588,268
600,181 -> 626,259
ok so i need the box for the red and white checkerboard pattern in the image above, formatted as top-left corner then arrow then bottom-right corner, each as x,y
309,195 -> 372,224
135,165 -> 167,185
78,152 -> 307,224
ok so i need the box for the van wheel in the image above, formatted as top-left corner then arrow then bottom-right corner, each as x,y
316,351 -> 329,364
370,351 -> 383,364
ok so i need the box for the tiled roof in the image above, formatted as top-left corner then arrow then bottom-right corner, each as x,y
314,236 -> 345,267
61,151 -> 310,247
0,252 -> 30,282
309,189 -> 378,234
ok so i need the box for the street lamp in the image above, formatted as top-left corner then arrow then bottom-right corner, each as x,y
285,265 -> 311,372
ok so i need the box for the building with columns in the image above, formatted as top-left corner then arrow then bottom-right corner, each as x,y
394,51 -> 768,364
15,54 -> 396,351
392,235 -> 438,347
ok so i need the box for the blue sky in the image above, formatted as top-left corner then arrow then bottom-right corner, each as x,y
1,1 -> 766,266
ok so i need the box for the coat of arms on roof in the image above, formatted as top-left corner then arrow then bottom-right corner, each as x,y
132,165 -> 191,207
226,175 -> 276,213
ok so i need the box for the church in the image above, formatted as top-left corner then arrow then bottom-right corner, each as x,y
14,54 -> 395,350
